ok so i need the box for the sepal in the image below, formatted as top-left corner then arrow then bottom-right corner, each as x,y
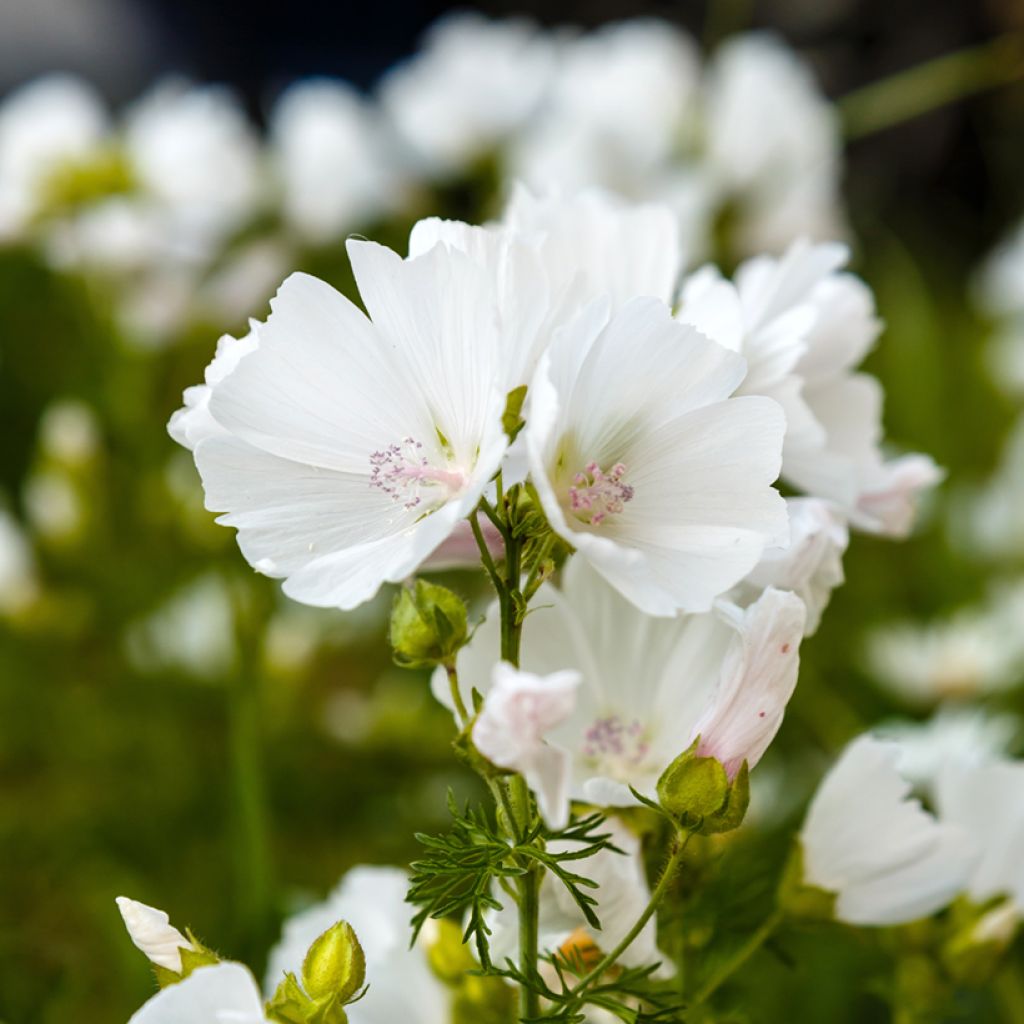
389,580 -> 468,669
655,741 -> 750,834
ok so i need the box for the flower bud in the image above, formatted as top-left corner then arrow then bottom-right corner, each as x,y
656,742 -> 750,834
301,920 -> 366,1005
389,580 -> 468,669
116,896 -> 194,973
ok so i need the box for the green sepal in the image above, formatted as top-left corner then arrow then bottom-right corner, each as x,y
777,842 -> 837,922
265,972 -> 312,1024
302,920 -> 366,1004
501,385 -> 528,441
389,580 -> 469,669
702,761 -> 750,835
151,933 -> 219,989
655,740 -> 748,834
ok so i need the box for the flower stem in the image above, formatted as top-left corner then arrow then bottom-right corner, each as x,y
566,831 -> 692,1008
839,33 -> 1024,141
693,908 -> 783,1005
445,662 -> 469,726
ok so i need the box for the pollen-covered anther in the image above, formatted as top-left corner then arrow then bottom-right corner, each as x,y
568,461 -> 634,525
369,436 -> 466,510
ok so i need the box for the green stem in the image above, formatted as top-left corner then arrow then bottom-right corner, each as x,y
693,909 -> 783,1005
839,33 -> 1024,141
445,662 -> 469,726
566,832 -> 691,1008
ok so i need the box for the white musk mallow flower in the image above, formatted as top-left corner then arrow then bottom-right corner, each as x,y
116,896 -> 194,972
171,239 -> 514,611
527,296 -> 788,616
128,963 -> 269,1024
472,664 -> 582,827
440,559 -> 805,818
795,735 -> 977,926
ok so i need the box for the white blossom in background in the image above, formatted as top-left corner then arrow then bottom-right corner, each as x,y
23,467 -> 84,540
128,963 -> 269,1024
877,708 -> 1019,794
866,605 -> 1024,707
0,506 -> 39,616
439,559 -> 805,813
527,295 -> 788,615
380,12 -> 555,178
115,896 -> 194,972
703,34 -> 844,254
488,817 -> 668,974
270,79 -> 398,244
174,239 -> 512,611
37,399 -> 101,465
0,74 -> 109,239
266,866 -> 448,1024
798,735 -> 977,926
974,221 -> 1024,395
123,80 -> 263,257
472,664 -> 581,827
937,758 -> 1024,922
736,498 -> 847,634
678,239 -> 941,536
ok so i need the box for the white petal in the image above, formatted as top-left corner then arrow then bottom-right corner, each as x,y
116,897 -> 192,972
129,963 -> 267,1024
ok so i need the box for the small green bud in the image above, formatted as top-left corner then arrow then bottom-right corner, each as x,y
425,919 -> 476,983
777,842 -> 837,922
302,921 -> 366,1004
656,741 -> 749,834
389,580 -> 468,669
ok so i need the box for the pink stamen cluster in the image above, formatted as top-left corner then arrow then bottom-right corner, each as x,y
568,462 -> 633,525
369,437 -> 465,510
583,715 -> 649,765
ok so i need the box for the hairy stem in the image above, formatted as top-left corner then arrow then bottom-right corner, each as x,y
445,662 -> 469,726
839,33 -> 1024,141
693,908 -> 783,1005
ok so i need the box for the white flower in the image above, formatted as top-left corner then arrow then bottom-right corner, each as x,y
270,79 -> 397,244
678,239 -> 940,536
866,606 -> 1024,706
37,399 -> 100,465
174,238 -> 514,611
472,664 -> 581,828
265,866 -> 447,1024
115,896 -> 194,972
738,498 -> 847,634
439,560 -> 804,812
703,34 -> 844,254
936,758 -> 1024,914
799,735 -> 977,926
877,708 -> 1019,794
380,12 -> 554,176
0,506 -> 39,616
488,817 -> 668,973
128,963 -> 268,1024
975,223 -> 1024,395
0,74 -> 108,238
526,294 -> 787,615
123,80 -> 262,255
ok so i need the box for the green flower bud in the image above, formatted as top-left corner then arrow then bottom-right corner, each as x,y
389,580 -> 468,669
302,920 -> 366,1005
656,741 -> 750,834
425,919 -> 476,983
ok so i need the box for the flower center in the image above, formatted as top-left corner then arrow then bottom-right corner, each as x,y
369,437 -> 467,511
567,462 -> 634,526
583,715 -> 651,780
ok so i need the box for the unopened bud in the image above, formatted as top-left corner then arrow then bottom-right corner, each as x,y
656,741 -> 750,834
389,580 -> 468,669
116,896 -> 194,973
302,920 -> 366,1005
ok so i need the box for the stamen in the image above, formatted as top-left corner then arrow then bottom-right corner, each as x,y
583,715 -> 650,777
568,461 -> 634,526
369,436 -> 466,511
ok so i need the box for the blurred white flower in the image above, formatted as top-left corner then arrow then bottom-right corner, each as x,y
679,239 -> 941,536
177,242 -> 512,611
37,398 -> 100,465
877,708 -> 1019,793
704,34 -> 844,254
440,560 -> 804,811
526,295 -> 787,615
975,222 -> 1024,395
266,866 -> 448,1024
270,79 -> 398,244
799,734 -> 977,925
380,12 -> 554,177
123,80 -> 263,256
738,498 -> 847,634
115,896 -> 194,972
23,468 -> 83,540
866,606 -> 1024,706
0,74 -> 108,239
128,963 -> 268,1024
0,506 -> 39,616
937,758 -> 1024,916
472,663 -> 581,827
488,817 -> 667,974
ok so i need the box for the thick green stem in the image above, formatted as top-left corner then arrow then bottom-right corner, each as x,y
445,662 -> 469,726
693,909 -> 783,1005
565,831 -> 690,1009
839,33 -> 1024,141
